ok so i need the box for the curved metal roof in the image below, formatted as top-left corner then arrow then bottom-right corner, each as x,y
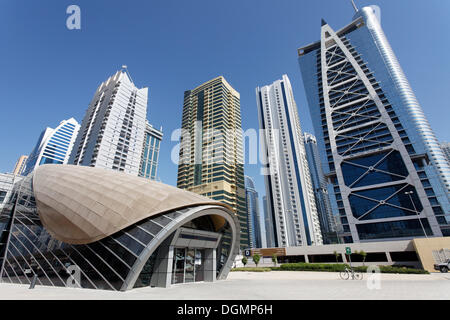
33,164 -> 234,245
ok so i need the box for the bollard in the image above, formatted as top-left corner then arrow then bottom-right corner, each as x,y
29,274 -> 38,289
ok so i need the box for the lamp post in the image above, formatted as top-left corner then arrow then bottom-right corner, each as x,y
404,191 -> 428,238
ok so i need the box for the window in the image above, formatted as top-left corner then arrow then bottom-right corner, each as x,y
0,191 -> 7,203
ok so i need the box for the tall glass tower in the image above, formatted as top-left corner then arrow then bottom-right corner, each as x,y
23,118 -> 80,175
263,195 -> 275,248
12,155 -> 28,176
138,121 -> 163,180
440,142 -> 450,165
256,74 -> 323,247
244,176 -> 262,248
298,5 -> 450,242
176,76 -> 248,248
304,132 -> 337,243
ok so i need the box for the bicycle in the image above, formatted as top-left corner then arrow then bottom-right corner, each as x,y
339,266 -> 363,280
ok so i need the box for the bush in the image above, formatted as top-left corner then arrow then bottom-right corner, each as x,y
378,266 -> 428,274
231,267 -> 272,272
280,263 -> 349,272
278,263 -> 429,274
269,267 -> 281,271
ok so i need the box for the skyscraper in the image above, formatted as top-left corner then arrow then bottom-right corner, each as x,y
23,118 -> 80,175
138,121 -> 163,180
12,155 -> 28,176
0,173 -> 23,261
256,74 -> 323,247
244,176 -> 262,248
440,142 -> 450,165
69,68 -> 148,176
298,5 -> 450,242
176,76 -> 248,248
262,195 -> 275,248
304,132 -> 337,243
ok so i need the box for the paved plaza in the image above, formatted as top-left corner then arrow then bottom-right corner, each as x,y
0,271 -> 449,300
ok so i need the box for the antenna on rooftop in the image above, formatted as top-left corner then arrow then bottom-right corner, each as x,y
121,65 -> 134,84
351,0 -> 358,12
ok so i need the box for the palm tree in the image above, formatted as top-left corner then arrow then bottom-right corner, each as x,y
333,251 -> 340,263
360,250 -> 367,266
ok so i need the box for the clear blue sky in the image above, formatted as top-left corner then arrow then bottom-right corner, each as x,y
1,0 -> 449,213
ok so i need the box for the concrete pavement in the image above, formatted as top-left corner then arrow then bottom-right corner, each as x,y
0,271 -> 448,300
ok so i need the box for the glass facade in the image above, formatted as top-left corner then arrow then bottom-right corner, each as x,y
23,118 -> 80,175
138,122 -> 163,180
298,5 -> 450,242
244,176 -> 262,248
304,133 -> 337,243
176,76 -> 248,249
0,175 -> 237,291
171,248 -> 205,284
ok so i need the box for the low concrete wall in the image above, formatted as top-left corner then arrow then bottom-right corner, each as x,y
239,240 -> 421,268
236,238 -> 450,271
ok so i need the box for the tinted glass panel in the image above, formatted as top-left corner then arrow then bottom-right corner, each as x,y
357,219 -> 432,240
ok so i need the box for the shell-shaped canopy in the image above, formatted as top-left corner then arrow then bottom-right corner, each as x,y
33,165 -> 232,245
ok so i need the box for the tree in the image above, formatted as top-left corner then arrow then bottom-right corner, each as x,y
360,250 -> 367,266
354,250 -> 367,266
271,254 -> 278,266
252,254 -> 261,267
242,256 -> 248,267
333,251 -> 340,263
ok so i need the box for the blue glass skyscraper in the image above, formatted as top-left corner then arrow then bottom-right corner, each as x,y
138,121 -> 163,180
245,176 -> 262,248
298,5 -> 450,242
23,118 -> 80,175
304,132 -> 337,243
262,195 -> 275,248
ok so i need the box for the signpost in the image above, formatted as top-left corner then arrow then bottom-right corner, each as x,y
345,247 -> 352,269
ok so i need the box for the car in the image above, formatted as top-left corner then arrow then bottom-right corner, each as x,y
434,258 -> 450,273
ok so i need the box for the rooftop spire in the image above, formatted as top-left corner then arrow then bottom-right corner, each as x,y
321,18 -> 327,26
351,0 -> 358,12
121,65 -> 134,85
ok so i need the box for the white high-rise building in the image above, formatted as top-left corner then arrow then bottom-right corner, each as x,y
69,68 -> 148,176
23,118 -> 80,175
256,74 -> 323,247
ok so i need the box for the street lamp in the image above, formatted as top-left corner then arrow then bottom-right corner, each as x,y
404,191 -> 428,238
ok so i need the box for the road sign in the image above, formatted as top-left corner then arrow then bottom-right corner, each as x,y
345,247 -> 351,255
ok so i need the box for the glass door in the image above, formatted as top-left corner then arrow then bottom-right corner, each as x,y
172,248 -> 185,284
184,249 -> 195,283
194,249 -> 204,282
171,248 -> 206,284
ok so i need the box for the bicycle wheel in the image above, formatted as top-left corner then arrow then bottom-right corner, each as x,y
354,272 -> 363,280
339,270 -> 350,280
